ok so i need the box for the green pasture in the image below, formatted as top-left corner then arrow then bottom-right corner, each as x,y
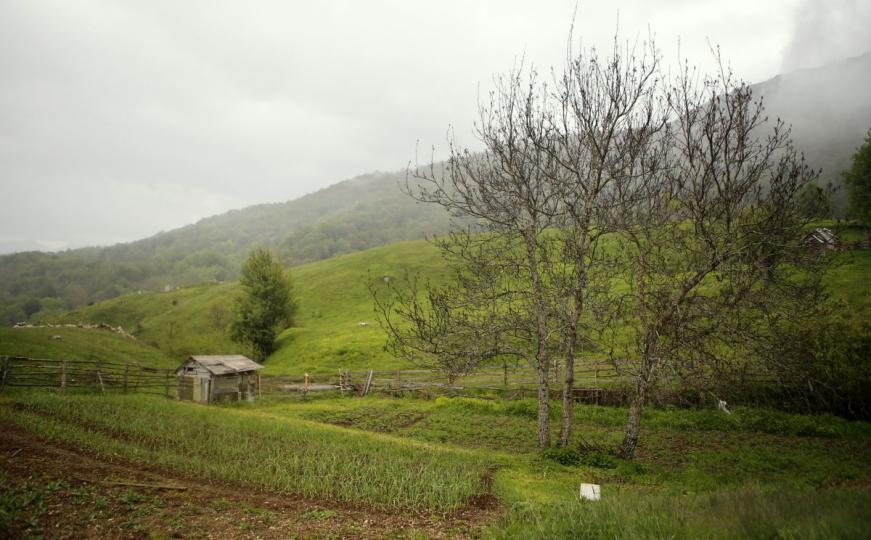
16,235 -> 870,379
0,326 -> 175,369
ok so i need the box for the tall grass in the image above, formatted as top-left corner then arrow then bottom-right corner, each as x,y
489,485 -> 871,539
0,393 -> 488,510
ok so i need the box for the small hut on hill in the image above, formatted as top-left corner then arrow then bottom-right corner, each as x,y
176,355 -> 263,404
801,227 -> 840,252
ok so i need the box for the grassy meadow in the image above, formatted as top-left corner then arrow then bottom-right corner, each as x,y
0,392 -> 487,511
33,240 -> 447,374
18,233 -> 870,378
0,326 -> 175,369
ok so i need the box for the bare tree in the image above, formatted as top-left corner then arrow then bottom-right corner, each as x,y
608,59 -> 818,460
543,36 -> 671,446
383,63 -> 568,446
377,35 -> 674,448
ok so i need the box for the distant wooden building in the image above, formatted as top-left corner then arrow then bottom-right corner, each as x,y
176,355 -> 263,404
801,227 -> 840,252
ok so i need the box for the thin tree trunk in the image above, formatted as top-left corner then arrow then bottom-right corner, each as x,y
524,226 -> 552,449
559,285 -> 583,447
621,357 -> 653,460
537,364 -> 551,447
559,350 -> 575,447
502,359 -> 508,387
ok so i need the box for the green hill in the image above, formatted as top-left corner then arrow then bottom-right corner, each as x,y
2,54 -> 870,327
0,171 -> 453,325
35,240 -> 446,374
14,233 -> 868,376
0,326 -> 175,369
753,52 -> 871,212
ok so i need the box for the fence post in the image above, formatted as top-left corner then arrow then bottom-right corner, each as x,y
594,368 -> 600,405
123,365 -> 129,393
96,361 -> 105,394
165,371 -> 170,398
60,360 -> 67,393
362,370 -> 374,397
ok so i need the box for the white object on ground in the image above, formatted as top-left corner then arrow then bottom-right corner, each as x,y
579,483 -> 601,501
718,400 -> 732,415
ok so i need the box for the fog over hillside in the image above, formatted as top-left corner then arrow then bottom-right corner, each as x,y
2,0 -> 869,253
755,51 -> 871,209
1,50 -> 870,325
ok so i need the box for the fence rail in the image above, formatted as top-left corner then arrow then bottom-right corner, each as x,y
0,356 -> 175,396
258,361 -> 624,403
1,355 -> 624,401
2,355 -> 789,407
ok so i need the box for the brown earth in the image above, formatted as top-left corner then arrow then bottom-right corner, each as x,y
0,424 -> 501,539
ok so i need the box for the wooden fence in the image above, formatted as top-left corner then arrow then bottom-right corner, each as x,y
0,356 -> 176,396
0,355 -> 626,403
258,361 -> 623,402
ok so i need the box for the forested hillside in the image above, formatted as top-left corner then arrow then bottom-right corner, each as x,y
1,53 -> 869,325
0,171 -> 453,324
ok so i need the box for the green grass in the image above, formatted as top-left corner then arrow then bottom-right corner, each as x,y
35,240 -> 448,374
489,485 -> 871,539
0,392 -> 488,511
38,282 -> 241,360
270,240 -> 446,374
29,236 -> 870,377
2,391 -> 869,537
826,249 -> 871,314
0,327 -> 176,369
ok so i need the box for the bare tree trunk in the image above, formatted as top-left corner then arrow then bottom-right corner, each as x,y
559,350 -> 575,447
537,363 -> 551,447
559,286 -> 583,447
621,357 -> 653,460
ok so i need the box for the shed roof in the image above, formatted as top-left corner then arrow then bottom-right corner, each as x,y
184,355 -> 264,375
803,227 -> 839,246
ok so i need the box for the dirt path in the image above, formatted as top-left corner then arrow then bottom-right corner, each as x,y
0,424 -> 500,539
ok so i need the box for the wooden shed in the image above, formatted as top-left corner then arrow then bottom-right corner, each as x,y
176,355 -> 263,404
801,227 -> 840,252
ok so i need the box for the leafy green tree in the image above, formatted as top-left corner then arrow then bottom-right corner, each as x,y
844,129 -> 871,223
230,249 -> 297,360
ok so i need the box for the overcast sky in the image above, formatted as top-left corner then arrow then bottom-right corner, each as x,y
1,0 -> 869,253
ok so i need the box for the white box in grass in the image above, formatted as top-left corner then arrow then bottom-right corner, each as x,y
579,483 -> 601,501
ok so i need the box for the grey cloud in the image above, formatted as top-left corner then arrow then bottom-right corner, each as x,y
1,0 -> 864,252
782,0 -> 871,72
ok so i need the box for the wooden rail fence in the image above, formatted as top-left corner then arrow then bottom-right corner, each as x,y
1,356 -> 628,403
258,361 -> 623,402
0,356 -> 176,396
